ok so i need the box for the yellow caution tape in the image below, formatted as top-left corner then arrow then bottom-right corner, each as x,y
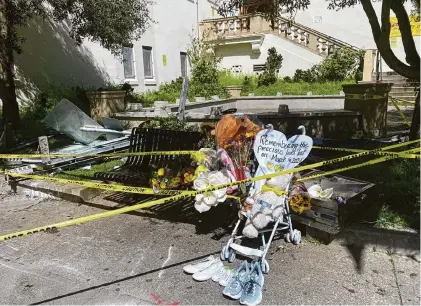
0,140 -> 419,242
5,140 -> 420,197
313,146 -> 419,159
0,150 -> 201,159
1,145 -> 418,242
390,98 -> 412,127
390,97 -> 416,105
298,148 -> 420,182
345,93 -> 385,100
4,173 -> 184,196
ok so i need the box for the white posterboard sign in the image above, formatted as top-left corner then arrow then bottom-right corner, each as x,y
252,129 -> 313,192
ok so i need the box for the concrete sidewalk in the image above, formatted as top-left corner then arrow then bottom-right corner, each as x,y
0,196 -> 419,305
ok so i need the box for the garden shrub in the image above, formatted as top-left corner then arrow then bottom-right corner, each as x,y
187,37 -> 228,99
257,47 -> 283,87
20,85 -> 91,122
293,47 -> 363,83
142,114 -> 199,132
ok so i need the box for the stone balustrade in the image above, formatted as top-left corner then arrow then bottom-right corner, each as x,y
200,14 -> 357,57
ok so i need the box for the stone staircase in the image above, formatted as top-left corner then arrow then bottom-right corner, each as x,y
200,13 -> 359,57
373,72 -> 419,103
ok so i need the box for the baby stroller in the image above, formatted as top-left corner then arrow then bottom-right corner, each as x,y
220,173 -> 302,274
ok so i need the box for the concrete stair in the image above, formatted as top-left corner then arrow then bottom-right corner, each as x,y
373,72 -> 419,102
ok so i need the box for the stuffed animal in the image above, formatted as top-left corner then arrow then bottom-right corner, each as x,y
242,174 -> 291,238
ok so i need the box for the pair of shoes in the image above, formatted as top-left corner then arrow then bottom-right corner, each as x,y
183,255 -> 224,282
240,261 -> 264,306
223,260 -> 264,306
212,266 -> 235,286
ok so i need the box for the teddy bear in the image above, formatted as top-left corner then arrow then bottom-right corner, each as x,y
242,174 -> 291,238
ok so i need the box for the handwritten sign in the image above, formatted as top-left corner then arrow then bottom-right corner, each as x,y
253,129 -> 313,174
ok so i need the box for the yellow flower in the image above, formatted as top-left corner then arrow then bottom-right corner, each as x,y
246,132 -> 255,138
195,165 -> 208,177
191,151 -> 205,164
171,178 -> 180,185
160,182 -> 167,189
185,174 -> 195,183
151,178 -> 158,184
157,168 -> 165,176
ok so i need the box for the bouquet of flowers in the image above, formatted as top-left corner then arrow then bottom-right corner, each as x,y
214,115 -> 262,182
150,166 -> 181,192
288,174 -> 312,214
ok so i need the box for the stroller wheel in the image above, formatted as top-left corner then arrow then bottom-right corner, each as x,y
284,232 -> 292,243
219,247 -> 226,261
292,229 -> 302,245
220,246 -> 230,261
261,259 -> 270,274
228,249 -> 236,263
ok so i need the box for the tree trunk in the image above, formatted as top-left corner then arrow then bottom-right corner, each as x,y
360,0 -> 420,81
409,88 -> 420,141
0,0 -> 19,129
391,0 -> 420,71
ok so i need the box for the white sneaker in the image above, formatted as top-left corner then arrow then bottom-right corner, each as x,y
192,260 -> 224,281
212,266 -> 229,282
183,256 -> 216,274
219,268 -> 235,287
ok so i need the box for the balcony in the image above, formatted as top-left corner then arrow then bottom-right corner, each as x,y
200,14 -> 358,57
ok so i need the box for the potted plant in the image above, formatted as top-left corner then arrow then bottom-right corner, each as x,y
87,83 -> 133,120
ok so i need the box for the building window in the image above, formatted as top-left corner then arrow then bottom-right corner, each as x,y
180,52 -> 188,78
122,46 -> 136,79
142,46 -> 154,79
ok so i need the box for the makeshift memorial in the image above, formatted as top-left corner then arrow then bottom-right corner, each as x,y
183,121 -> 313,306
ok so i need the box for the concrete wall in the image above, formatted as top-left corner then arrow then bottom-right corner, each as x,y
14,0 -> 218,100
293,0 -> 420,73
216,34 -> 324,76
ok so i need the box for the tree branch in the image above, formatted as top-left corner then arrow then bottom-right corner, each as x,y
391,0 -> 420,70
360,0 -> 420,80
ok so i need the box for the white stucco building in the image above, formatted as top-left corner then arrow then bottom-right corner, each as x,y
15,0 -> 419,96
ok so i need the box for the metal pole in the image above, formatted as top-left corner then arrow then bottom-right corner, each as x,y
178,77 -> 189,121
197,0 -> 200,39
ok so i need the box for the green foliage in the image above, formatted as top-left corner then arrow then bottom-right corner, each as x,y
187,37 -> 228,99
293,47 -> 363,83
282,76 -> 293,83
257,47 -> 283,87
242,76 -> 254,93
360,159 -> 420,229
293,66 -> 319,83
142,115 -> 199,132
216,71 -> 353,96
20,85 -> 91,122
219,70 -> 246,86
5,0 -> 153,56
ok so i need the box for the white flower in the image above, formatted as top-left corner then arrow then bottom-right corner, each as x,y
308,184 -> 333,200
193,169 -> 231,213
199,148 -> 218,169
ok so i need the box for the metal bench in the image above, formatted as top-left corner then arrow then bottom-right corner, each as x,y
94,127 -> 202,186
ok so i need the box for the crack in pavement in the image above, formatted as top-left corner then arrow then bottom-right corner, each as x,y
388,252 -> 404,305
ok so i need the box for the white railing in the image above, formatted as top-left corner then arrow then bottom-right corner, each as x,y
200,14 -> 359,57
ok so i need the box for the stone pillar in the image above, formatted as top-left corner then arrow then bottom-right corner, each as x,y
362,50 -> 376,82
342,83 -> 392,138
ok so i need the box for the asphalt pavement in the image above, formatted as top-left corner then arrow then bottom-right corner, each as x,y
0,194 -> 419,305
